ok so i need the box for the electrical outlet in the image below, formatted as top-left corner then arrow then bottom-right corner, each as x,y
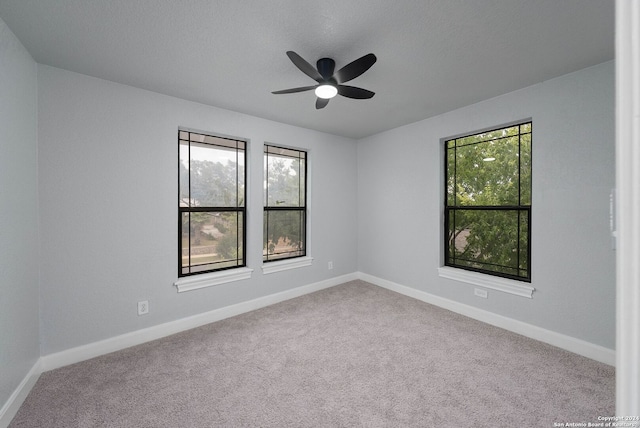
474,288 -> 488,299
137,300 -> 149,315
328,261 -> 334,270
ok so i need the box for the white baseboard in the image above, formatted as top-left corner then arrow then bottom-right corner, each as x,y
39,271 -> 615,371
358,272 -> 616,366
41,272 -> 358,372
0,359 -> 42,428
3,270 -> 613,425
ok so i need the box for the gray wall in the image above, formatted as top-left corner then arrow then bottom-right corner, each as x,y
357,61 -> 616,349
0,18 -> 40,407
37,65 -> 358,355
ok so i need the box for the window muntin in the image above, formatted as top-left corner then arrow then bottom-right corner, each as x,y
263,145 -> 307,262
179,130 -> 246,277
444,122 -> 531,282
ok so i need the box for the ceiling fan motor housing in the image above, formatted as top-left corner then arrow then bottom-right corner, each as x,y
316,58 -> 336,82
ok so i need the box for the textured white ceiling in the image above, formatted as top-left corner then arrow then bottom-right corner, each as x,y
0,0 -> 614,139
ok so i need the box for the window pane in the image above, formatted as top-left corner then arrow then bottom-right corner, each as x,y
454,136 -> 520,206
520,132 -> 532,205
190,142 -> 243,207
182,211 -> 243,275
446,147 -> 456,206
447,209 -> 526,278
454,125 -> 519,147
447,209 -> 460,261
265,153 -> 304,207
265,145 -> 306,159
518,210 -> 529,278
263,210 -> 305,261
181,212 -> 190,274
179,142 -> 190,207
298,156 -> 306,206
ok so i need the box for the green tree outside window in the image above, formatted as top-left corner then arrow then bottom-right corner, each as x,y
445,122 -> 531,281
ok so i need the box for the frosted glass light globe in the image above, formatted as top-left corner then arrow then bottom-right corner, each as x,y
315,84 -> 338,99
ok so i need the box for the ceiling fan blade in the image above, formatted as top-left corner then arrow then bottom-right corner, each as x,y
286,51 -> 322,82
272,85 -> 318,94
337,85 -> 375,99
316,98 -> 330,109
334,53 -> 377,84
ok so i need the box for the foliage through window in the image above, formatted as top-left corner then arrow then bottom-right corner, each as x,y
445,121 -> 532,281
264,145 -> 307,262
179,130 -> 246,276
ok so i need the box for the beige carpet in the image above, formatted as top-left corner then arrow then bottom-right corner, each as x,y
10,280 -> 614,427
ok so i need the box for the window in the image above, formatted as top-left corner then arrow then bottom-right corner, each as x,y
263,145 -> 307,262
179,130 -> 246,276
444,121 -> 532,282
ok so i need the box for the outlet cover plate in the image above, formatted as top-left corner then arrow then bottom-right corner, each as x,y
138,300 -> 149,315
474,288 -> 488,299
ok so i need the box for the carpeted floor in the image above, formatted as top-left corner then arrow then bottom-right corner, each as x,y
10,280 -> 615,427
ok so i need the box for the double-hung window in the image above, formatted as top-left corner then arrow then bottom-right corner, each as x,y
444,121 -> 532,282
179,130 -> 246,276
263,145 -> 307,262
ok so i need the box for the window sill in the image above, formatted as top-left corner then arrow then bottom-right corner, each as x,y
174,267 -> 253,293
438,266 -> 534,298
262,256 -> 313,275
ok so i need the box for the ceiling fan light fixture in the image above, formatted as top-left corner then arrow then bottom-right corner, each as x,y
315,84 -> 338,99
272,51 -> 376,108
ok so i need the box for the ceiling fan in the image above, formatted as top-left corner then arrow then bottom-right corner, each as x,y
272,51 -> 377,109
